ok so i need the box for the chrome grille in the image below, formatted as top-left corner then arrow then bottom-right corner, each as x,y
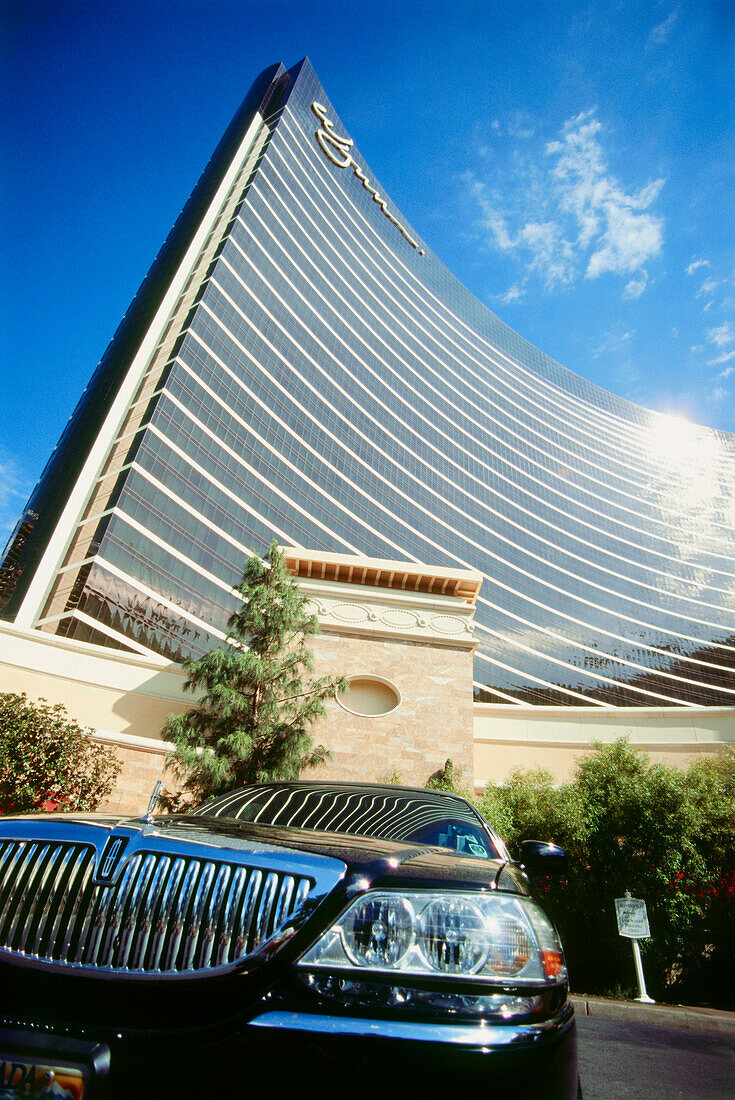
0,838 -> 311,975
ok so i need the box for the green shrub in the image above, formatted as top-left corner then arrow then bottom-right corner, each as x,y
377,769 -> 403,786
0,692 -> 121,814
669,748 -> 735,1007
425,759 -> 468,796
477,741 -> 735,1008
477,766 -> 587,855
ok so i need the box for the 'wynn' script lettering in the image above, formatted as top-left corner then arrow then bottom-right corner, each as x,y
311,102 -> 424,255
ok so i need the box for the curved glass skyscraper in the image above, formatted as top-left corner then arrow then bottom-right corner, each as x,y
2,59 -> 734,708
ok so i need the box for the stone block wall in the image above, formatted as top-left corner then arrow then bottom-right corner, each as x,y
97,740 -> 168,816
304,632 -> 475,789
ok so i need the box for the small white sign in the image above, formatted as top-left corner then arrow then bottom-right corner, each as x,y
615,896 -> 651,939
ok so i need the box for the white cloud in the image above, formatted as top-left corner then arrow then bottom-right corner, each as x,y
647,9 -> 679,47
718,366 -> 734,379
547,112 -> 663,281
468,108 -> 664,297
709,350 -> 735,367
486,211 -> 515,252
501,283 -> 525,304
707,322 -> 735,348
506,112 -> 536,140
696,277 -> 719,298
623,273 -> 648,300
686,259 -> 710,275
489,113 -> 536,140
518,220 -> 576,287
591,327 -> 634,358
703,324 -> 735,367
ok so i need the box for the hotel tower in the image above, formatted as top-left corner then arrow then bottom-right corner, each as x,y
2,59 -> 734,729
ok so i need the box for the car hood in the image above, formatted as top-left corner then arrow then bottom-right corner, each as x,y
1,810 -> 527,895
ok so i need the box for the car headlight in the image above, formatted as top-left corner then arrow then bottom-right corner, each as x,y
298,890 -> 565,984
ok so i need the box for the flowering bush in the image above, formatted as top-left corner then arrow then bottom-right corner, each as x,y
0,693 -> 121,814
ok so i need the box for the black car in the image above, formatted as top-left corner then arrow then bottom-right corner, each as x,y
0,782 -> 578,1098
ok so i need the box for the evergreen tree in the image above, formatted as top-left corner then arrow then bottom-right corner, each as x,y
163,543 -> 347,807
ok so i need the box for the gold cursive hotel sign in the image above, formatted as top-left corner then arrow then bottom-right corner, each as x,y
311,102 -> 425,255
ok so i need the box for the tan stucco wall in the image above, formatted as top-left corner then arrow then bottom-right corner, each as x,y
473,704 -> 735,787
473,738 -> 728,788
95,739 -> 169,815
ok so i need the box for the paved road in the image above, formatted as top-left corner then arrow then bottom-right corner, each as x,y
577,1017 -> 735,1099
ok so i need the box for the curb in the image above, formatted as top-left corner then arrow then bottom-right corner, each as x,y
570,994 -> 735,1036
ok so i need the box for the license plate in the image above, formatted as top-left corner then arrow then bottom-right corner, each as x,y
0,1056 -> 86,1099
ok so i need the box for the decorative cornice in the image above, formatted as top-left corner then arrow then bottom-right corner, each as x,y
287,550 -> 480,649
305,587 -> 477,650
282,547 -> 482,605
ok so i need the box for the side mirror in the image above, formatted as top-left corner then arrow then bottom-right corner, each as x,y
519,839 -> 568,876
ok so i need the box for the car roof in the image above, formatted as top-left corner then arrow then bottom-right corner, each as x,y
214,780 -> 473,805
192,780 -> 484,830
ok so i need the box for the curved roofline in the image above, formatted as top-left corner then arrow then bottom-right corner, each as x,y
287,59 -> 734,447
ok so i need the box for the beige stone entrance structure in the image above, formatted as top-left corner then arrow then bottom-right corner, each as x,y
282,549 -> 481,789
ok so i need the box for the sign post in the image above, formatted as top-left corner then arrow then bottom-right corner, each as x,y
614,891 -> 655,1004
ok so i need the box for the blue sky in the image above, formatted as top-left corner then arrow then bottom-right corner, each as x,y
2,0 -> 734,539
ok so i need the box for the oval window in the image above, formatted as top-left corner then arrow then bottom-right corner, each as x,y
338,675 -> 402,718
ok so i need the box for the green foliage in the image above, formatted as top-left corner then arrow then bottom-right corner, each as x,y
163,543 -> 347,807
671,748 -> 735,1006
377,769 -> 403,786
564,742 -> 701,997
425,758 -> 468,797
477,766 -> 587,855
478,741 -> 735,1008
0,692 -> 121,814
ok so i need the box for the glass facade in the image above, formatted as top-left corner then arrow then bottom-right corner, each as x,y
2,59 -> 734,706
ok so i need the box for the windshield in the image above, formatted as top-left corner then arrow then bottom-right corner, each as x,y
193,784 -> 503,861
